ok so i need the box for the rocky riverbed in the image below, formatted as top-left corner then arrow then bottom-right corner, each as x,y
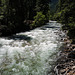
54,30 -> 75,75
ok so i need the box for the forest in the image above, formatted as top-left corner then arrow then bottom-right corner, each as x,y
53,0 -> 75,43
0,0 -> 75,42
0,0 -> 50,36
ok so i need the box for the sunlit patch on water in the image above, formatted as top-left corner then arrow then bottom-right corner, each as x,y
0,22 -> 65,75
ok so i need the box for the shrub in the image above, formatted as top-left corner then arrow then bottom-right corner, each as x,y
31,12 -> 46,27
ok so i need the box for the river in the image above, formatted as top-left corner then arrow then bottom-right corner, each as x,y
0,21 -> 65,75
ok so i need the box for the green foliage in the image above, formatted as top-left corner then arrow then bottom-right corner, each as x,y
31,12 -> 46,27
0,0 -> 50,36
53,0 -> 75,42
53,12 -> 61,21
0,15 -> 4,20
53,0 -> 75,24
68,22 -> 75,28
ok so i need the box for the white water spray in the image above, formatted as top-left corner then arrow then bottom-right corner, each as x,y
0,22 -> 65,75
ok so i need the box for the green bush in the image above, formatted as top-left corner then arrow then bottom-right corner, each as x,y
68,22 -> 75,28
31,12 -> 46,27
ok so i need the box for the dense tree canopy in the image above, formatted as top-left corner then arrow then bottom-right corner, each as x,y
54,0 -> 75,25
53,0 -> 75,42
0,0 -> 50,36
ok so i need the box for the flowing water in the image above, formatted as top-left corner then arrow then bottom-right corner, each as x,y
0,21 -> 65,75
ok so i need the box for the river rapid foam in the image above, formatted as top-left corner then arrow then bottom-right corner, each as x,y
0,21 -> 65,75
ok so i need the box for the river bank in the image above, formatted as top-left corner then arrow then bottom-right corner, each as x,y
0,20 -> 46,37
54,30 -> 75,75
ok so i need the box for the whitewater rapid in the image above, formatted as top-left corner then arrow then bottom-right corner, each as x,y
0,22 -> 65,75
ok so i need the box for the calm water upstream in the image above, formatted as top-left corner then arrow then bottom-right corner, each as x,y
0,21 -> 65,75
